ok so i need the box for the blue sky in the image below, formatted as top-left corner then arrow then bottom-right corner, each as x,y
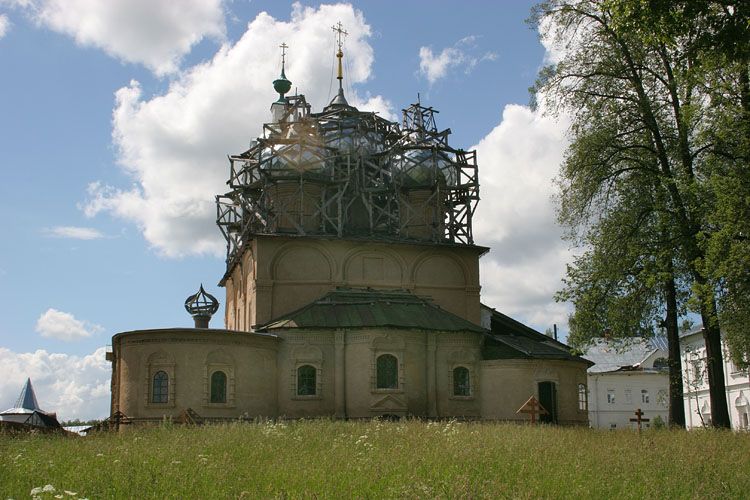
0,1 -> 572,419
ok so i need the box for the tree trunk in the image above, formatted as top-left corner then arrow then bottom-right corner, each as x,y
701,298 -> 732,428
664,271 -> 685,428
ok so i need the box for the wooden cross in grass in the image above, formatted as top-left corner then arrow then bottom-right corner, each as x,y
516,396 -> 548,424
630,408 -> 650,432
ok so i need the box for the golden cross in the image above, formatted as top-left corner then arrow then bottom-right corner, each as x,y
332,21 -> 348,50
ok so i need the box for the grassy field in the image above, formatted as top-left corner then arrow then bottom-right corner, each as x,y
2,420 -> 749,499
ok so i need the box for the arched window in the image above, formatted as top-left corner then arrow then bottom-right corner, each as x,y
210,371 -> 227,403
653,357 -> 668,371
578,383 -> 588,411
297,365 -> 317,396
376,354 -> 398,389
152,371 -> 168,403
453,367 -> 470,396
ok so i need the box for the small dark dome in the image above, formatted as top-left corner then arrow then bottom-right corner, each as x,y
273,69 -> 292,98
185,285 -> 219,328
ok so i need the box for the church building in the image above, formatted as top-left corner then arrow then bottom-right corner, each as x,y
108,31 -> 591,426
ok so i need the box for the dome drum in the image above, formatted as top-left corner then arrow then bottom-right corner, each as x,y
398,188 -> 447,241
264,182 -> 324,233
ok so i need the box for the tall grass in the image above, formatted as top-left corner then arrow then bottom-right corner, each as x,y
2,420 -> 748,498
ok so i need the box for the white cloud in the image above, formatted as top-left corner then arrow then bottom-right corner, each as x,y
0,14 -> 10,38
353,93 -> 397,122
0,347 -> 111,421
419,36 -> 497,85
85,3 -> 392,257
35,308 -> 103,341
472,103 -> 573,333
419,46 -> 463,84
8,0 -> 225,75
43,225 -> 104,240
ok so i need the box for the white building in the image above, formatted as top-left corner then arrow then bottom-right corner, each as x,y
681,327 -> 750,429
0,378 -> 61,429
583,337 -> 669,429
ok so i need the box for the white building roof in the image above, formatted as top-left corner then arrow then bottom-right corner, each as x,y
583,337 -> 667,374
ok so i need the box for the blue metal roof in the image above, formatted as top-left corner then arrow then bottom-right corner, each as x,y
15,378 -> 40,411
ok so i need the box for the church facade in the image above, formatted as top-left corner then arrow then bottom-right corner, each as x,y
108,38 -> 591,426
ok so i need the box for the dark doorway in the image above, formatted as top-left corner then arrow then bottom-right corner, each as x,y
538,381 -> 558,424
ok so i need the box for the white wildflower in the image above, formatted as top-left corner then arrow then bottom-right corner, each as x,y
42,486 -> 56,493
64,491 -> 77,496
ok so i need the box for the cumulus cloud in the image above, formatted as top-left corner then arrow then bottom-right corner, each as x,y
472,103 -> 572,332
42,226 -> 104,240
0,347 -> 111,420
0,14 -> 9,39
35,308 -> 103,341
7,0 -> 225,75
85,3 -> 393,257
419,35 -> 497,85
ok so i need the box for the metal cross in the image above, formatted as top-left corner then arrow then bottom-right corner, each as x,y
279,42 -> 288,66
332,21 -> 348,50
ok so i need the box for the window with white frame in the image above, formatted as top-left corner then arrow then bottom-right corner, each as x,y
607,390 -> 615,404
578,383 -> 587,411
692,359 -> 703,383
653,357 -> 669,371
657,389 -> 667,406
641,389 -> 650,404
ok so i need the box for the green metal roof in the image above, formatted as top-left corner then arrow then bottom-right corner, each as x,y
481,305 -> 593,365
257,288 -> 485,333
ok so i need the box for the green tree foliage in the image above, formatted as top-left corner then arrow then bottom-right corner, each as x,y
531,0 -> 749,428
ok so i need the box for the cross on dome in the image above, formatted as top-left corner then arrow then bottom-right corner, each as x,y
280,42 -> 288,65
329,21 -> 350,107
332,21 -> 348,51
273,42 -> 292,102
